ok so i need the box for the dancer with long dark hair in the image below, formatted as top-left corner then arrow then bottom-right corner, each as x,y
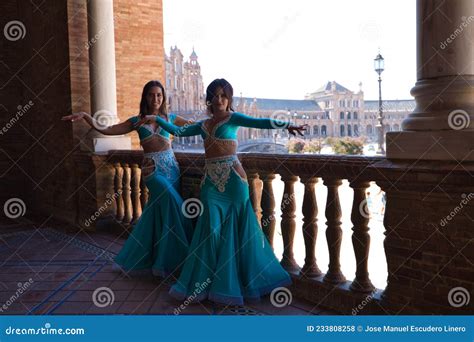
62,80 -> 193,277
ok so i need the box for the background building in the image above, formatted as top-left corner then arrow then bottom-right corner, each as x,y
234,81 -> 415,141
165,46 -> 205,115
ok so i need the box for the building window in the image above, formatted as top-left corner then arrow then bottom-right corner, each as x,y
340,112 -> 344,120
354,112 -> 358,120
340,125 -> 345,137
367,125 -> 373,135
347,112 -> 351,120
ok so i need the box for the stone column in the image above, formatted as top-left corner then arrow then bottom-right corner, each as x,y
87,0 -> 130,152
387,0 -> 474,160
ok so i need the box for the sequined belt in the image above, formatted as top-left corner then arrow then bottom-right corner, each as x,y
203,155 -> 240,192
143,149 -> 179,180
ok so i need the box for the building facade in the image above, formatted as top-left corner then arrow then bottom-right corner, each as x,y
234,81 -> 415,141
165,46 -> 205,115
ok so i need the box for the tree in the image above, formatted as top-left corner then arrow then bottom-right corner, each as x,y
287,138 -> 305,153
303,138 -> 324,154
328,137 -> 366,155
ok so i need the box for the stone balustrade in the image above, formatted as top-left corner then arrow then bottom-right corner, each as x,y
77,150 -> 473,315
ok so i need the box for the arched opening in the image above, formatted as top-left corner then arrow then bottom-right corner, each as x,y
321,125 -> 327,137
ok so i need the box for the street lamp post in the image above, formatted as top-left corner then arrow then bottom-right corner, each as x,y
374,52 -> 385,154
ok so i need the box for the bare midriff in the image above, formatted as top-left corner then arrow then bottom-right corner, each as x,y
140,136 -> 172,177
204,138 -> 247,181
141,136 -> 172,154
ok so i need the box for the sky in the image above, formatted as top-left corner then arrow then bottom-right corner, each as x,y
163,0 -> 416,101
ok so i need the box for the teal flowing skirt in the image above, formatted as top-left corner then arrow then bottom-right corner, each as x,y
114,150 -> 193,277
170,155 -> 291,305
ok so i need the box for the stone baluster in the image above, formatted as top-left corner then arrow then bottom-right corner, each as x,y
301,176 -> 322,277
140,173 -> 149,209
260,173 -> 276,247
323,178 -> 346,284
349,181 -> 375,292
280,174 -> 300,273
247,172 -> 262,221
130,163 -> 142,223
114,162 -> 124,222
122,163 -> 132,224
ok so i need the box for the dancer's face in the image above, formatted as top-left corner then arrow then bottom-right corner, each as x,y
211,87 -> 229,115
146,86 -> 163,114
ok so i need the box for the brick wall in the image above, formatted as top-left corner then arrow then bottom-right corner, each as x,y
0,0 -> 166,225
114,0 -> 166,149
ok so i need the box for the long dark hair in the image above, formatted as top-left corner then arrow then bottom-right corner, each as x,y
139,80 -> 168,117
205,78 -> 234,115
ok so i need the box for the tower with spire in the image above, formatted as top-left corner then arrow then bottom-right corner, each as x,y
165,46 -> 205,114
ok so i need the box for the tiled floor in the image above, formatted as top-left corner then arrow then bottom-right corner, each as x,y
0,220 -> 332,315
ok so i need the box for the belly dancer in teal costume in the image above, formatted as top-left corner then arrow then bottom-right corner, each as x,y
137,78 -> 307,304
62,80 -> 193,277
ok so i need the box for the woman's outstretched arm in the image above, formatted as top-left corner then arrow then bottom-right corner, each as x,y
230,112 -> 306,136
173,115 -> 194,127
61,112 -> 134,135
136,115 -> 202,137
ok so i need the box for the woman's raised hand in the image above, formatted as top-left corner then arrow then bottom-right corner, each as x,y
288,124 -> 308,136
61,112 -> 87,122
